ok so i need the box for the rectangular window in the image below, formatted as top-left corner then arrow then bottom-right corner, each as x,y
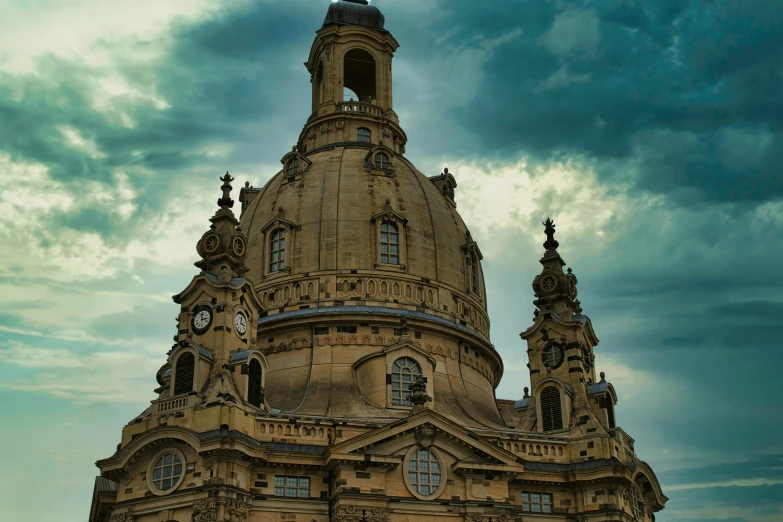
336,326 -> 357,333
521,492 -> 553,513
314,326 -> 329,335
274,476 -> 310,498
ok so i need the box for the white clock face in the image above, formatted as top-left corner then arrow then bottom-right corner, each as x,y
193,310 -> 211,330
234,312 -> 247,335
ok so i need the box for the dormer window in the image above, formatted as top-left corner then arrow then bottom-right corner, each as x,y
173,352 -> 195,395
380,221 -> 399,264
374,152 -> 390,170
285,158 -> 299,177
358,127 -> 371,143
540,386 -> 563,431
269,228 -> 286,273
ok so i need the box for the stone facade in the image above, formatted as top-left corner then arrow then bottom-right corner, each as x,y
89,2 -> 667,521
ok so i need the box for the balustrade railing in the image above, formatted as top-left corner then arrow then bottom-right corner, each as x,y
338,101 -> 383,117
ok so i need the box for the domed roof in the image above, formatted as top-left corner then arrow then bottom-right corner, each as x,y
240,146 -> 488,320
323,0 -> 385,31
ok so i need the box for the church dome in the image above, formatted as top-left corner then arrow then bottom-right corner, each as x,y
234,1 -> 505,428
323,0 -> 385,31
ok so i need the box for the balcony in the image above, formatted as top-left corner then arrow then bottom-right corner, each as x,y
153,393 -> 197,414
338,100 -> 383,117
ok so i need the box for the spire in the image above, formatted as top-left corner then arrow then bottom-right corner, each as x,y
543,217 -> 559,251
194,173 -> 249,283
531,218 -> 580,317
217,172 -> 235,209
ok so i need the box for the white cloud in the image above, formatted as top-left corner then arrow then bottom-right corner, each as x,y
0,0 -> 221,74
538,65 -> 592,91
451,156 -> 630,260
539,7 -> 601,60
0,341 -> 159,403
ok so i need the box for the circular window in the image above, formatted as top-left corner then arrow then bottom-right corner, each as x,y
540,274 -> 557,292
285,158 -> 299,177
543,343 -> 564,369
147,449 -> 186,495
404,446 -> 446,500
203,234 -> 219,253
568,277 -> 576,295
233,237 -> 245,256
374,152 -> 390,170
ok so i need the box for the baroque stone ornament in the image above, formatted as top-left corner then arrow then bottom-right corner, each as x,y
110,514 -> 134,522
225,497 -> 250,522
192,498 -> 217,521
415,423 -> 436,448
406,375 -> 431,408
470,514 -> 508,522
333,505 -> 390,522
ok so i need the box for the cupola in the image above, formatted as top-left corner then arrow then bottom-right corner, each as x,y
323,0 -> 385,30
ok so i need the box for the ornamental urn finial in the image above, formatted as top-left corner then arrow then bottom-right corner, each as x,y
543,217 -> 559,251
406,375 -> 431,409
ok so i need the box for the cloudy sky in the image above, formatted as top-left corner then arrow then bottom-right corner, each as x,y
1,0 -> 781,520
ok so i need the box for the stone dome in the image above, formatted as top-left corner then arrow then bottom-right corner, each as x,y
323,0 -> 385,31
234,3 -> 506,428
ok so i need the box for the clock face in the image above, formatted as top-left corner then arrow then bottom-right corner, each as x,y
191,306 -> 212,334
234,312 -> 248,336
543,344 -> 564,369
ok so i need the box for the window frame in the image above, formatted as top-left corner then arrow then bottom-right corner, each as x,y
380,221 -> 400,265
540,385 -> 564,432
268,227 -> 287,273
146,448 -> 187,496
260,216 -> 298,279
371,206 -> 407,271
172,351 -> 195,396
357,127 -> 371,143
247,358 -> 263,408
403,446 -> 447,500
274,475 -> 310,498
390,356 -> 423,407
521,491 -> 554,513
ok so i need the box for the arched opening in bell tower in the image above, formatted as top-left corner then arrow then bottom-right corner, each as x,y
343,48 -> 376,102
314,61 -> 325,109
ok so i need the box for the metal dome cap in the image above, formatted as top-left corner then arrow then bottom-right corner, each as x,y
323,0 -> 385,31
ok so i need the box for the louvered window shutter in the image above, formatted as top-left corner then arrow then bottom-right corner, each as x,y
248,359 -> 263,407
540,386 -> 563,431
174,352 -> 195,395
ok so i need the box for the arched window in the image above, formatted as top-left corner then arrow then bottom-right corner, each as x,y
357,127 -> 371,143
269,228 -> 286,272
540,386 -> 563,431
374,152 -> 390,170
469,252 -> 478,294
380,222 -> 399,264
607,399 -> 616,429
173,352 -> 195,396
630,483 -> 644,520
248,359 -> 263,408
391,357 -> 422,406
285,158 -> 299,177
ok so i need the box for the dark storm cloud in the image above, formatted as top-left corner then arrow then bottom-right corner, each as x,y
0,1 -> 327,242
379,0 -> 783,203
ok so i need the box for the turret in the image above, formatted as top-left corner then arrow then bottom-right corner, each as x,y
297,0 -> 406,155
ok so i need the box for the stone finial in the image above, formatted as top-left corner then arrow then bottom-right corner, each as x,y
543,217 -> 559,251
399,316 -> 409,337
574,299 -> 583,314
600,371 -> 606,383
218,172 -> 235,209
523,386 -> 530,398
406,375 -> 431,407
444,167 -> 449,175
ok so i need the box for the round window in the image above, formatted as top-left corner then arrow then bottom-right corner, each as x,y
543,343 -> 564,369
147,449 -> 186,495
404,446 -> 446,500
374,152 -> 390,170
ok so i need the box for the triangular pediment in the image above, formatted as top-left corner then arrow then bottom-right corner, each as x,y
326,409 -> 524,473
